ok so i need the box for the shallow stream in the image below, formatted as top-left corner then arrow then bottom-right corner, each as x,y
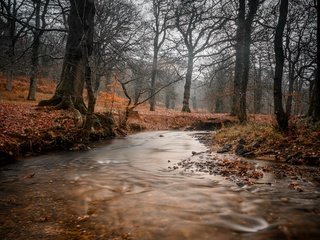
1,131 -> 320,239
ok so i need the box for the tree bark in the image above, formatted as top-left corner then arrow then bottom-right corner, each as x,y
231,0 -> 245,116
27,32 -> 40,100
28,0 -> 41,100
232,0 -> 259,122
182,53 -> 194,112
38,0 -> 95,114
83,65 -> 96,138
273,0 -> 289,131
313,0 -> 320,121
285,61 -> 295,116
5,10 -> 16,92
149,44 -> 158,111
253,57 -> 262,114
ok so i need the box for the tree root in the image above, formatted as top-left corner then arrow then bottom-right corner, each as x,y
182,105 -> 191,113
38,95 -> 87,114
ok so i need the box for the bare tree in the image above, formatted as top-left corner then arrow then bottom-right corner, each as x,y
39,0 -> 95,114
27,0 -> 50,100
92,0 -> 143,93
0,0 -> 34,91
283,2 -> 316,116
117,60 -> 182,128
149,0 -> 170,111
174,0 -> 227,112
231,0 -> 262,122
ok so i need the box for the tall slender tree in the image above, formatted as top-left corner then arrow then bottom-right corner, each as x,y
273,0 -> 289,131
232,0 -> 261,123
149,0 -> 170,111
313,0 -> 320,121
27,0 -> 49,100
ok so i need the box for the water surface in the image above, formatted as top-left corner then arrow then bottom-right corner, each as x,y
1,131 -> 320,239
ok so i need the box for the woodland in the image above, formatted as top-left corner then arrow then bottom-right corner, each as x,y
0,0 -> 320,239
0,0 -> 319,161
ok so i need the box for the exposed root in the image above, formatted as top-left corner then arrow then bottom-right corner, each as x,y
38,95 -> 87,114
38,96 -> 61,107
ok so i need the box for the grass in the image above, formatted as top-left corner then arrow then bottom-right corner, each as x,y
213,122 -> 284,146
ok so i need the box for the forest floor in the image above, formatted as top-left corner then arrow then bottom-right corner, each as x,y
1,75 -> 320,177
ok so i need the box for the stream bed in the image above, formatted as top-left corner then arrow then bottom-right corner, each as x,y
1,131 -> 320,239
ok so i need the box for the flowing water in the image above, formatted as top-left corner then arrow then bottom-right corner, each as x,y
0,131 -> 320,239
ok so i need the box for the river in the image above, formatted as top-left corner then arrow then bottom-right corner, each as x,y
1,131 -> 320,239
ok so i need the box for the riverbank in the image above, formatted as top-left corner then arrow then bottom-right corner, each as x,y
174,125 -> 320,189
0,102 -> 234,165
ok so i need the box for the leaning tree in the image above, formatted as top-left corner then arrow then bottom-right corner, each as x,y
39,0 -> 95,114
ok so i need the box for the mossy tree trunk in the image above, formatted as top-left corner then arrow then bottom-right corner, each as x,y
38,0 -> 95,114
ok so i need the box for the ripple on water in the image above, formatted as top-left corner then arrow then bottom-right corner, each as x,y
205,213 -> 269,233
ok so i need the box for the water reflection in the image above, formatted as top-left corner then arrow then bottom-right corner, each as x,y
0,131 -> 320,239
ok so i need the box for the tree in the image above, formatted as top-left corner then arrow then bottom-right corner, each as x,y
117,59 -> 182,128
92,0 -> 142,93
274,0 -> 289,131
174,0 -> 227,112
231,0 -> 261,122
39,0 -> 95,114
27,0 -> 49,100
252,53 -> 263,114
0,0 -> 34,91
283,2 -> 316,116
313,0 -> 320,121
149,0 -> 170,111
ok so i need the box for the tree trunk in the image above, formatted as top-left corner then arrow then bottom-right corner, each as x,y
231,0 -> 245,116
238,32 -> 252,122
27,0 -> 41,100
313,0 -> 320,121
149,44 -> 159,111
27,0 -> 49,100
38,0 -> 95,114
5,19 -> 16,92
253,57 -> 262,114
232,0 -> 259,123
83,65 -> 96,139
215,97 -> 223,113
182,53 -> 194,112
273,0 -> 289,132
285,62 -> 295,116
308,78 -> 315,116
165,92 -> 170,109
27,35 -> 40,100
